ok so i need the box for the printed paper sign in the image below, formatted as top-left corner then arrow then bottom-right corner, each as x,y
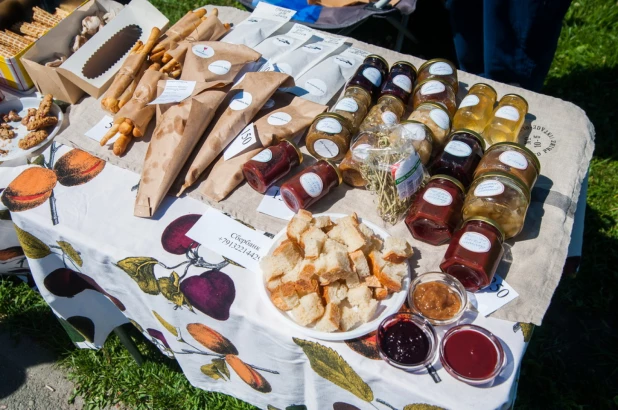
257,186 -> 295,220
148,80 -> 196,105
85,115 -> 117,144
473,275 -> 519,316
223,123 -> 259,161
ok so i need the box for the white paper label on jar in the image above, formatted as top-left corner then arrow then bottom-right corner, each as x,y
229,91 -> 253,111
381,111 -> 398,125
272,35 -> 293,47
302,43 -> 324,54
251,149 -> 272,163
316,117 -> 342,134
262,98 -> 276,109
392,74 -> 412,92
304,78 -> 328,96
459,95 -> 480,108
208,60 -> 231,75
499,151 -> 528,170
300,172 -> 324,197
459,232 -> 491,253
474,180 -> 505,197
420,80 -> 446,95
495,106 -> 520,121
428,61 -> 453,75
334,97 -> 359,113
313,139 -> 340,159
444,140 -> 472,157
267,112 -> 292,126
192,44 -> 215,58
392,152 -> 424,199
352,143 -> 371,161
423,187 -> 453,206
402,123 -> 426,141
429,108 -> 450,130
363,67 -> 382,87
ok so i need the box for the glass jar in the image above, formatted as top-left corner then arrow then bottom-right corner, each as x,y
408,272 -> 467,326
417,58 -> 458,93
399,121 -> 433,165
474,142 -> 541,190
347,54 -> 389,100
452,83 -> 497,133
407,102 -> 451,150
482,94 -> 529,146
359,95 -> 405,133
306,113 -> 352,162
331,86 -> 372,133
280,160 -> 342,212
462,172 -> 530,239
405,174 -> 465,245
412,79 -> 457,117
429,129 -> 485,187
340,131 -> 377,188
440,217 -> 505,292
380,60 -> 417,104
242,140 -> 303,194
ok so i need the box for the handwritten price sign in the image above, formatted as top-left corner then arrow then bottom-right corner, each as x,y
473,275 -> 519,317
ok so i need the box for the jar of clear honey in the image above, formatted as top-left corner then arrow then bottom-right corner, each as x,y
482,94 -> 528,146
452,83 -> 497,133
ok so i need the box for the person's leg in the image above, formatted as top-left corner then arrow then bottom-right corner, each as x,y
444,0 -> 484,75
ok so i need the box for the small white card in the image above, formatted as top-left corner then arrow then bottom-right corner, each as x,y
257,186 -> 295,220
148,80 -> 196,105
473,275 -> 519,317
223,123 -> 259,161
85,115 -> 117,144
186,208 -> 273,273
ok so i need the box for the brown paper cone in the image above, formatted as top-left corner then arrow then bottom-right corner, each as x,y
115,70 -> 167,135
185,14 -> 229,42
180,41 -> 261,83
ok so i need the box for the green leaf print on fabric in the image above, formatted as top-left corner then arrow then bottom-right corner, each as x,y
14,224 -> 51,259
116,257 -> 160,295
56,240 -> 83,267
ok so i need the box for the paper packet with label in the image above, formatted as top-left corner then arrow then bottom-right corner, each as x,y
252,23 -> 315,70
180,41 -> 261,82
221,2 -> 296,48
178,71 -> 293,195
200,92 -> 327,201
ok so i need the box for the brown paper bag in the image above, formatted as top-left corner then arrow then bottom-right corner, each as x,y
185,14 -> 229,42
134,80 -> 230,218
200,92 -> 328,202
115,70 -> 166,135
178,71 -> 293,195
180,41 -> 261,82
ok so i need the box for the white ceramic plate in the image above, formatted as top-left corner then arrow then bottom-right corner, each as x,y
258,213 -> 410,341
0,97 -> 63,161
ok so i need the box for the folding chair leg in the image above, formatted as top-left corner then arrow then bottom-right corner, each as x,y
114,326 -> 144,366
385,15 -> 419,51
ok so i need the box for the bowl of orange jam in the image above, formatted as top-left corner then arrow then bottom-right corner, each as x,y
408,272 -> 467,325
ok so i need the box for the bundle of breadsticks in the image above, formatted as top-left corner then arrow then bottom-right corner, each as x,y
0,7 -> 68,57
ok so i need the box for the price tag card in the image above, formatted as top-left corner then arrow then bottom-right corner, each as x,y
223,123 -> 259,161
148,80 -> 196,105
85,115 -> 116,144
257,186 -> 295,220
473,275 -> 519,317
185,208 -> 273,273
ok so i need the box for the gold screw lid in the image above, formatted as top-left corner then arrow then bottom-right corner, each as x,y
323,159 -> 343,185
365,54 -> 389,71
392,60 -> 418,75
429,174 -> 465,193
485,141 -> 541,173
449,128 -> 486,151
463,216 -> 505,242
344,85 -> 372,101
418,58 -> 457,74
473,171 -> 531,201
415,101 -> 453,121
502,93 -> 529,110
469,82 -> 497,98
314,112 -> 352,132
282,139 -> 304,165
377,94 -> 405,107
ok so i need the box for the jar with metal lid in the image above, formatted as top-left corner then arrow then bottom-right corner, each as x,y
429,129 -> 485,187
359,95 -> 405,133
440,217 -> 505,292
482,94 -> 529,146
340,131 -> 377,188
280,160 -> 342,212
405,174 -> 465,245
331,86 -> 372,133
462,172 -> 530,239
412,79 -> 457,116
407,102 -> 451,150
399,121 -> 433,165
474,142 -> 540,190
417,59 -> 458,93
347,54 -> 389,100
453,83 -> 497,133
242,140 -> 303,194
380,61 -> 417,104
306,113 -> 352,162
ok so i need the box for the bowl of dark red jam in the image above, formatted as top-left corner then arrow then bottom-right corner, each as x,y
439,324 -> 506,385
376,313 -> 438,372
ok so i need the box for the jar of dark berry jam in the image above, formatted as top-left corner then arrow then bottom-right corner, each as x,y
280,160 -> 342,212
429,129 -> 485,187
405,174 -> 465,245
347,54 -> 389,100
380,60 -> 417,104
242,140 -> 303,194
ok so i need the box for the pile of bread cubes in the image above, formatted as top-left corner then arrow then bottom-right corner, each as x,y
261,210 -> 414,333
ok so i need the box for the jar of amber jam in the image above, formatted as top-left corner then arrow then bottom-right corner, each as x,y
405,174 -> 465,245
306,113 -> 352,162
407,102 -> 451,150
242,140 -> 303,194
400,121 -> 433,165
280,160 -> 342,212
474,142 -> 540,190
380,61 -> 417,104
452,83 -> 497,133
429,129 -> 485,188
462,172 -> 530,239
412,79 -> 457,117
340,131 -> 377,188
417,58 -> 458,93
440,217 -> 505,292
331,86 -> 372,133
359,95 -> 405,133
347,54 -> 389,100
482,94 -> 529,146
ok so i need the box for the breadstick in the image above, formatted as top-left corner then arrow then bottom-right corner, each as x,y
113,134 -> 132,156
119,119 -> 134,136
161,53 -> 172,64
27,116 -> 58,131
100,124 -> 120,146
150,9 -> 206,55
118,61 -> 148,109
149,62 -> 161,71
150,49 -> 165,63
133,127 -> 143,138
170,69 -> 181,79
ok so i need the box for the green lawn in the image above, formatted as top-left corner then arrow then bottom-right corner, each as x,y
1,0 -> 617,409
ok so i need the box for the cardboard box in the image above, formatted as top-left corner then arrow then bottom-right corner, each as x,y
0,45 -> 35,92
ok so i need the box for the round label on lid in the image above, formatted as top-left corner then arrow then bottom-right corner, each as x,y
251,149 -> 272,163
363,67 -> 382,87
428,61 -> 453,75
429,108 -> 450,129
402,122 -> 426,141
229,91 -> 253,111
381,111 -> 398,125
304,78 -> 328,96
420,80 -> 446,95
316,117 -> 343,134
423,187 -> 453,206
459,232 -> 491,253
302,43 -> 324,54
352,143 -> 371,161
499,151 -> 528,170
444,140 -> 472,157
459,95 -> 480,108
495,106 -> 520,121
267,112 -> 292,126
313,139 -> 340,159
192,44 -> 215,58
208,60 -> 231,75
300,172 -> 324,197
474,180 -> 505,197
335,97 -> 359,113
392,74 -> 412,93
271,35 -> 293,47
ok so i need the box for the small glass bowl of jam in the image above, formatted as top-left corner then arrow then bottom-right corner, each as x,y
429,129 -> 486,188
473,142 -> 541,190
380,60 -> 417,104
412,79 -> 457,116
407,102 -> 452,150
377,312 -> 438,372
440,324 -> 506,385
280,160 -> 342,212
306,113 -> 352,162
408,272 -> 467,326
417,58 -> 458,93
242,140 -> 303,194
347,54 -> 389,100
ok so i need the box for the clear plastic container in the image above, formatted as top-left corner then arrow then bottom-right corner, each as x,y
482,94 -> 529,146
452,83 -> 497,133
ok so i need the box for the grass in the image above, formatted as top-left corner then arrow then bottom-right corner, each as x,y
1,0 -> 617,409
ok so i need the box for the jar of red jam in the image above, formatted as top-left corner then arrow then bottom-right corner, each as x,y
405,175 -> 465,245
440,217 -> 505,292
429,129 -> 485,188
347,54 -> 389,100
380,61 -> 417,104
242,140 -> 303,194
417,58 -> 458,93
280,160 -> 342,212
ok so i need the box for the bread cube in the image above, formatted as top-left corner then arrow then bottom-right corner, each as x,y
340,303 -> 361,331
300,227 -> 328,260
374,287 -> 389,300
322,281 -> 348,304
270,282 -> 300,311
292,293 -> 325,326
347,285 -> 372,306
349,250 -> 371,278
315,303 -> 341,332
375,261 -> 407,292
323,238 -> 348,254
362,275 -> 382,288
313,215 -> 333,231
383,237 -> 414,263
358,299 -> 379,323
287,210 -> 313,243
